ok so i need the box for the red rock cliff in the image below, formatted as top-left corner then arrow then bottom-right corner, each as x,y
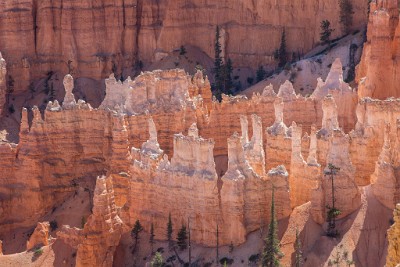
0,0 -> 367,94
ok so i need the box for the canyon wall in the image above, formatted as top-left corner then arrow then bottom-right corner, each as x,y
0,0 -> 368,95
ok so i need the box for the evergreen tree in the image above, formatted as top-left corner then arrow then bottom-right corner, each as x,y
131,220 -> 143,253
320,20 -> 335,45
167,213 -> 173,247
294,228 -> 303,267
256,66 -> 267,82
339,0 -> 354,34
262,188 -> 283,267
150,222 -> 155,253
177,225 -> 188,250
179,45 -> 187,55
49,83 -> 56,101
6,75 -> 14,104
325,164 -> 341,237
278,29 -> 288,68
222,58 -> 234,94
151,252 -> 164,267
213,26 -> 224,100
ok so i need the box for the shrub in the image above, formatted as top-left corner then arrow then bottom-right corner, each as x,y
256,66 -> 267,82
8,104 -> 15,114
81,216 -> 86,229
284,63 -> 291,71
179,45 -> 187,55
50,220 -> 58,231
34,247 -> 44,257
219,257 -> 234,265
249,253 -> 260,263
151,252 -> 164,267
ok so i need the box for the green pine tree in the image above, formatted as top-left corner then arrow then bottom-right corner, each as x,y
262,188 -> 283,267
150,222 -> 155,253
177,224 -> 188,250
326,163 -> 341,237
223,58 -> 233,94
278,29 -> 288,68
339,0 -> 354,34
151,252 -> 164,267
167,213 -> 173,247
131,220 -> 143,253
320,20 -> 335,45
256,66 -> 267,82
213,26 -> 224,100
294,228 -> 303,267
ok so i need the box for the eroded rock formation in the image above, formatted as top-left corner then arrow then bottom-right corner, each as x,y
58,175 -> 123,267
26,222 -> 50,251
0,55 -> 399,266
387,203 -> 400,267
371,124 -> 398,209
357,0 -> 400,99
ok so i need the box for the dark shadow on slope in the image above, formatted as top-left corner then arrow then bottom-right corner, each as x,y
352,186 -> 391,267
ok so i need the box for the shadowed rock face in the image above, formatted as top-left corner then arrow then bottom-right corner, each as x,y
0,53 -> 6,115
0,0 -> 367,95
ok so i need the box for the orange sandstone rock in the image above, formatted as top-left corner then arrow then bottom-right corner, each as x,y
387,203 -> 400,267
58,175 -> 123,267
357,0 -> 400,99
26,222 -> 50,251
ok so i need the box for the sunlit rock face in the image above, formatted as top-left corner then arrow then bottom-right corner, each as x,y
387,204 -> 400,267
26,222 -> 50,251
357,0 -> 400,99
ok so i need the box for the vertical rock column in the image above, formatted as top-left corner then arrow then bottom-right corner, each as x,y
265,97 -> 292,172
58,175 -> 123,267
62,74 -> 76,109
241,114 -> 266,176
110,114 -> 131,207
371,124 -> 397,209
289,122 -> 321,209
314,95 -> 361,223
